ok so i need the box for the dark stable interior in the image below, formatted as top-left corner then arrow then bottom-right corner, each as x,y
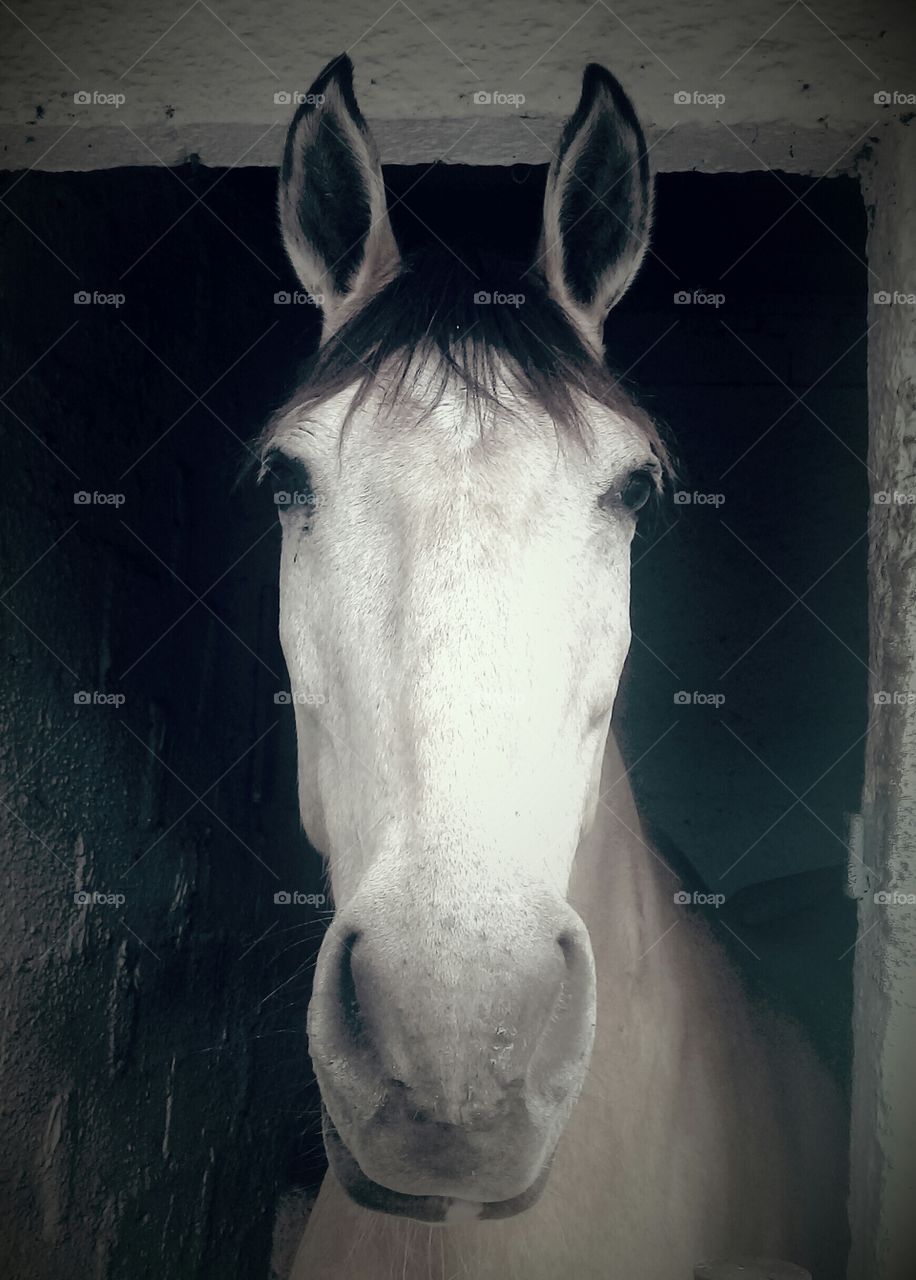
0,161 -> 865,1272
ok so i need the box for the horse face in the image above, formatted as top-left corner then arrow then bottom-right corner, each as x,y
267,56 -> 656,1221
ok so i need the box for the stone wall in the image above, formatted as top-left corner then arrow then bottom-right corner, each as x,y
0,165 -> 324,1280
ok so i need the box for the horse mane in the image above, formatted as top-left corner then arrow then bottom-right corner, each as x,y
256,245 -> 675,485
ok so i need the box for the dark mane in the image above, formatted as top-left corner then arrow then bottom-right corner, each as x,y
257,246 -> 673,478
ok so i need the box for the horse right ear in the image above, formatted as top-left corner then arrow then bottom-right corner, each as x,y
535,64 -> 653,353
278,55 -> 400,341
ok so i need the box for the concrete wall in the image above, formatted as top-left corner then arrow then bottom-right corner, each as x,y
1,0 -> 914,172
0,165 -> 325,1280
848,122 -> 916,1280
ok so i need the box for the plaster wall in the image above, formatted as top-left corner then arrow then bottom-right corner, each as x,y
848,123 -> 916,1280
1,0 -> 914,171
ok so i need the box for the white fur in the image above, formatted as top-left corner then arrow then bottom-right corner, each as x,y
273,380 -> 649,907
288,732 -> 846,1279
272,381 -> 845,1278
273,63 -> 844,1280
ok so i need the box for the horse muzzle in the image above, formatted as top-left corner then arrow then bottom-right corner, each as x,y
307,878 -> 596,1219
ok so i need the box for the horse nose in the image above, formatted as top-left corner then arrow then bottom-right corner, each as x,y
313,899 -> 594,1119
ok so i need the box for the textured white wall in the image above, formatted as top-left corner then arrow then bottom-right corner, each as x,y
850,125 -> 916,1280
0,0 -> 914,172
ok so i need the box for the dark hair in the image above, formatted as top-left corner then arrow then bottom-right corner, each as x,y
256,245 -> 674,481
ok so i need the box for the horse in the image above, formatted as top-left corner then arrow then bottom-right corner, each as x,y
258,55 -> 848,1280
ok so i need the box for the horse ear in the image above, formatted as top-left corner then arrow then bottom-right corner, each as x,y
278,54 -> 400,340
535,64 -> 652,350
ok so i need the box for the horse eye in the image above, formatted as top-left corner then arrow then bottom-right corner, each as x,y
263,454 -> 315,516
600,469 -> 656,514
619,469 -> 655,513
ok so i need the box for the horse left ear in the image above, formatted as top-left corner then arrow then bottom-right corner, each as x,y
535,64 -> 653,350
278,54 -> 400,340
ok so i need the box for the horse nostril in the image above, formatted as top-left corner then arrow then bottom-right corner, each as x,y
557,931 -> 576,965
338,930 -> 366,1046
556,927 -> 590,983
